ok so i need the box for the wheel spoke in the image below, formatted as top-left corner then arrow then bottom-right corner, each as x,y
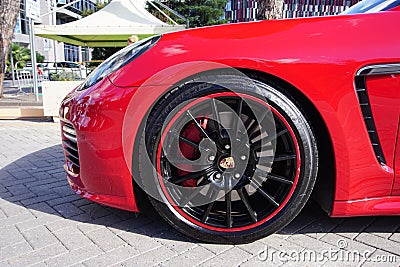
179,179 -> 209,207
254,169 -> 294,185
267,173 -> 294,185
174,132 -> 199,149
251,129 -> 288,150
201,202 -> 214,223
210,98 -> 222,143
257,154 -> 296,163
165,157 -> 210,167
232,98 -> 243,139
247,118 -> 260,137
247,110 -> 270,135
226,190 -> 233,228
201,185 -> 219,223
169,169 -> 210,184
237,188 -> 257,223
169,130 -> 211,152
186,110 -> 213,141
250,181 -> 279,207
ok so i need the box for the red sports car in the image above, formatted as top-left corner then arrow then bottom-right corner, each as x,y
60,0 -> 400,243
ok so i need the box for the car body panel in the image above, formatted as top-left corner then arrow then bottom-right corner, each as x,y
365,74 -> 400,169
394,126 -> 400,195
60,11 -> 400,216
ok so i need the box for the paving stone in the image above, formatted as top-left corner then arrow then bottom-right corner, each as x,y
119,245 -> 177,266
364,217 -> 400,239
27,202 -> 60,217
0,209 -> 6,219
152,230 -> 197,254
160,246 -> 214,266
240,255 -> 284,267
53,202 -> 84,218
199,243 -> 234,255
0,202 -> 31,217
6,192 -> 37,202
118,231 -> 163,254
0,226 -> 26,249
20,193 -> 60,206
85,227 -> 127,252
16,214 -> 61,232
21,226 -> 59,249
199,247 -> 253,266
236,240 -> 267,256
47,195 -> 82,208
8,243 -> 68,267
285,234 -> 333,262
108,216 -> 153,235
259,234 -> 305,253
87,214 -> 124,228
301,217 -> 344,239
78,203 -> 111,219
53,226 -> 94,251
355,232 -> 400,256
361,249 -> 399,267
45,218 -> 79,232
389,232 -> 400,243
0,212 -> 36,228
333,217 -> 375,240
83,245 -> 140,267
77,222 -> 103,234
0,242 -> 33,262
45,244 -> 103,266
320,233 -> 375,253
5,184 -> 32,195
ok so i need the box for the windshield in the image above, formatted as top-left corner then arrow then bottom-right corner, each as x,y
342,0 -> 400,14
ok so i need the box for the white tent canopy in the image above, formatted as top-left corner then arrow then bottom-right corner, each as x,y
35,0 -> 185,47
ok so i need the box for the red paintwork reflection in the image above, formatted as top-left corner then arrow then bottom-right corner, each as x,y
332,196 -> 400,216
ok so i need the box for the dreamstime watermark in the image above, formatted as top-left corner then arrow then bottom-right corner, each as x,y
257,239 -> 398,263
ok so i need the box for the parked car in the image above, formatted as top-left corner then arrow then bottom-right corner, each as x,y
20,63 -> 46,77
60,0 -> 400,243
44,61 -> 88,80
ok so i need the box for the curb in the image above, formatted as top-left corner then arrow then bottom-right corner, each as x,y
0,106 -> 45,119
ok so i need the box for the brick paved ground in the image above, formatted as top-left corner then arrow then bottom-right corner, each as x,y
0,120 -> 399,266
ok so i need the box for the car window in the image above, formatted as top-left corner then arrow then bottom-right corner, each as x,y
342,0 -> 400,14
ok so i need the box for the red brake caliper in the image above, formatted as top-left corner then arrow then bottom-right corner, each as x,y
178,118 -> 208,187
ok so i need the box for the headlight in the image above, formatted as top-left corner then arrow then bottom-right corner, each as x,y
79,35 -> 161,90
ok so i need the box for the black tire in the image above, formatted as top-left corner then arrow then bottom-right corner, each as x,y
138,74 -> 318,244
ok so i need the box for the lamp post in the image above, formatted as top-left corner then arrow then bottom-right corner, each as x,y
29,17 -> 39,101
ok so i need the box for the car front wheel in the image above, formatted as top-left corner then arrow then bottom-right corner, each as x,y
139,74 -> 318,244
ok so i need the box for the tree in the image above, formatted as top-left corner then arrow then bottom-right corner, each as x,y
7,44 -> 45,70
150,0 -> 228,28
0,0 -> 20,98
257,0 -> 284,20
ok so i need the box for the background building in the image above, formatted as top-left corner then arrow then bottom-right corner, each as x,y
225,0 -> 361,22
13,0 -> 99,63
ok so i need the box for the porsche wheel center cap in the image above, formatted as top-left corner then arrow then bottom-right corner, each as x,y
219,156 -> 235,169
